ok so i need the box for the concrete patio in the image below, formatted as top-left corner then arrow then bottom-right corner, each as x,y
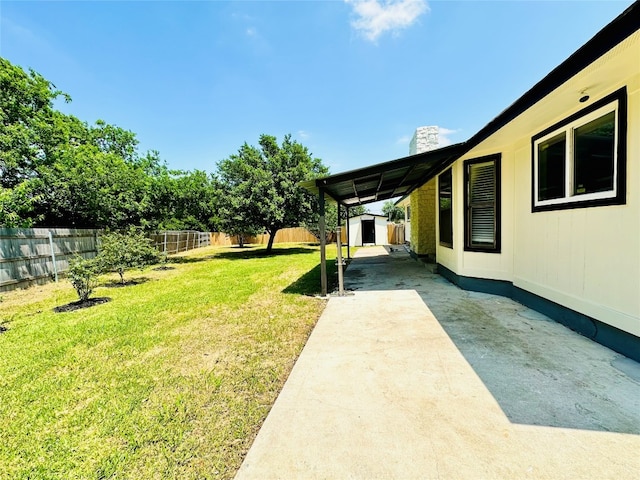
235,246 -> 640,479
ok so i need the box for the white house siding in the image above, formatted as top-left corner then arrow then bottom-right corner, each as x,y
513,78 -> 640,338
436,29 -> 640,338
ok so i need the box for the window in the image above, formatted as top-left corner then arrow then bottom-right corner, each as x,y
464,155 -> 500,252
406,205 -> 411,222
532,88 -> 626,211
438,168 -> 453,248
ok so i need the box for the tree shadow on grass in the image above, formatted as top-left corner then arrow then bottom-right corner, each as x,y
102,277 -> 151,288
283,260 -> 338,296
166,256 -> 209,264
153,265 -> 176,271
211,246 -> 318,261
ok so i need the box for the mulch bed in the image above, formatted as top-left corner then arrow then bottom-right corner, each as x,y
153,266 -> 175,271
53,297 -> 111,313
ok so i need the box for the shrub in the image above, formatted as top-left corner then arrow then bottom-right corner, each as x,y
67,256 -> 100,302
97,229 -> 161,284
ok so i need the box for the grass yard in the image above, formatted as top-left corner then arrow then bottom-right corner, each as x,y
0,243 -> 340,479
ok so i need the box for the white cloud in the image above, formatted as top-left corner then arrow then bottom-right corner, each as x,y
345,0 -> 429,42
297,130 -> 311,140
396,134 -> 411,145
246,27 -> 257,37
437,127 -> 460,147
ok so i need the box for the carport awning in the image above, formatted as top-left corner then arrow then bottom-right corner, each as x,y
301,143 -> 466,207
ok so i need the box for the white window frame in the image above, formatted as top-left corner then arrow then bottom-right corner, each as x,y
533,100 -> 619,209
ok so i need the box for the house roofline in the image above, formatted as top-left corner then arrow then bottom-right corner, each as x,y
459,1 -> 639,156
301,2 -> 640,207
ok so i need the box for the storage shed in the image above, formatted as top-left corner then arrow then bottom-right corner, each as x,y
348,215 -> 388,247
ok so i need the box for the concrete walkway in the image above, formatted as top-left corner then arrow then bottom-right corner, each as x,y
235,246 -> 640,479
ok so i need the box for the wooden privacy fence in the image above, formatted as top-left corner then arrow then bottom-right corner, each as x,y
1,226 -> 329,292
387,223 -> 405,245
0,228 -> 99,293
150,231 -> 211,254
209,227 -> 319,246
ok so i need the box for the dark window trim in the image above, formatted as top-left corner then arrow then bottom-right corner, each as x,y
531,87 -> 627,213
438,168 -> 453,248
464,154 -> 501,253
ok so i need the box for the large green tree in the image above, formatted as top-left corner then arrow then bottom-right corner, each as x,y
382,200 -> 405,222
33,145 -> 151,228
150,168 -> 219,232
0,58 -> 219,230
0,57 -> 70,189
215,134 -> 328,253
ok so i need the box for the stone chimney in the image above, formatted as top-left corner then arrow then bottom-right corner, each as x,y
409,126 -> 439,155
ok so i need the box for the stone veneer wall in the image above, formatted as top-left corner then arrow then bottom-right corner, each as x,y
408,126 -> 439,258
410,179 -> 436,257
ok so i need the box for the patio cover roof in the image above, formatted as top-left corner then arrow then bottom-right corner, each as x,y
300,143 -> 466,207
301,1 -> 639,209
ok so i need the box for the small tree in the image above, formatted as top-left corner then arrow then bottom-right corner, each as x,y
97,229 -> 160,284
67,256 -> 100,302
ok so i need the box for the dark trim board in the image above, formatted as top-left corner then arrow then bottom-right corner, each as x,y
437,264 -> 640,363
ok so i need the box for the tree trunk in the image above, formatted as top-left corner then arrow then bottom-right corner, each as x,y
266,229 -> 278,254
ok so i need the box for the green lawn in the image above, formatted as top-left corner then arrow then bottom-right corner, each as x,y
0,243 -> 339,479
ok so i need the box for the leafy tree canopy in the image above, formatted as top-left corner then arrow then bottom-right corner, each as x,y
0,57 -> 70,188
382,200 -> 405,222
215,134 -> 328,253
0,59 -> 217,231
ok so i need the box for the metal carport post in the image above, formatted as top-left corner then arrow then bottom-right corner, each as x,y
319,187 -> 327,296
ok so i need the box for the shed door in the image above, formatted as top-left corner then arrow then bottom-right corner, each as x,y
362,220 -> 375,244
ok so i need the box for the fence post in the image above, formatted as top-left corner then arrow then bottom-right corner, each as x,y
163,232 -> 167,254
48,231 -> 58,283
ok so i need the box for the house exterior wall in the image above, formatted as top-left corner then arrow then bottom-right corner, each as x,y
435,31 -> 640,340
512,80 -> 639,338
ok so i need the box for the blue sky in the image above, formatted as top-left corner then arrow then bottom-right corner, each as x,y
0,0 -> 633,211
